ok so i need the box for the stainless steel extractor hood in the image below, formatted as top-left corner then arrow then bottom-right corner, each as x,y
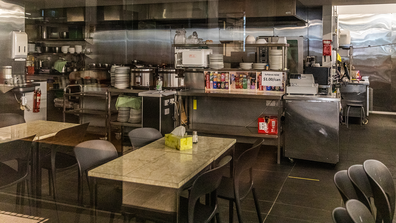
219,0 -> 307,26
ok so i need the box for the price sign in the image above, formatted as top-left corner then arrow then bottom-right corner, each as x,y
261,71 -> 283,87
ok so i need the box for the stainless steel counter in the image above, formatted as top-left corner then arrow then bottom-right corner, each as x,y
283,94 -> 341,102
178,89 -> 284,100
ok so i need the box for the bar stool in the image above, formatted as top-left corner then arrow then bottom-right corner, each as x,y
346,100 -> 365,128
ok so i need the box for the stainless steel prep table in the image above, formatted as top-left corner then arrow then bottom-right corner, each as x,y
178,89 -> 284,164
284,95 -> 341,164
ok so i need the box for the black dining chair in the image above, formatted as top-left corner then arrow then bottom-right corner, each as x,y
346,199 -> 375,223
39,123 -> 89,199
363,159 -> 395,223
74,140 -> 118,206
128,127 -> 162,150
0,135 -> 35,209
179,155 -> 233,223
0,113 -> 25,128
347,164 -> 373,212
332,207 -> 354,223
217,138 -> 264,223
334,170 -> 359,205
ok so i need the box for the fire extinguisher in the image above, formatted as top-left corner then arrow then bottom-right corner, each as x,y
33,88 -> 41,113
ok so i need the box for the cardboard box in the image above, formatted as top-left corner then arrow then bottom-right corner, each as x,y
258,116 -> 278,135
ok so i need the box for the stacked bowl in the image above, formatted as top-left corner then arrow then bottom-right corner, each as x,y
209,54 -> 224,69
240,63 -> 253,70
117,107 -> 130,122
129,108 -> 142,124
253,63 -> 267,70
114,67 -> 130,89
269,49 -> 283,70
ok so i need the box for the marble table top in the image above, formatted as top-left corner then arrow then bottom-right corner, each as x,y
0,120 -> 78,143
89,136 -> 236,189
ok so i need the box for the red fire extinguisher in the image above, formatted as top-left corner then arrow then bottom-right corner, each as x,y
33,88 -> 41,113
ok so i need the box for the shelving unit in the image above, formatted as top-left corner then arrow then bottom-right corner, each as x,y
63,85 -> 114,136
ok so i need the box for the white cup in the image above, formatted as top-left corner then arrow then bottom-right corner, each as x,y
61,46 -> 69,54
69,47 -> 75,54
75,45 -> 82,54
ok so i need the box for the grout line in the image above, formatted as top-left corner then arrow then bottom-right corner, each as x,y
262,161 -> 296,223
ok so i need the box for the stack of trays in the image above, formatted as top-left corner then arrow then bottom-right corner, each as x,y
240,63 -> 253,70
209,54 -> 224,69
253,63 -> 268,70
129,108 -> 141,124
117,107 -> 130,122
114,67 -> 130,89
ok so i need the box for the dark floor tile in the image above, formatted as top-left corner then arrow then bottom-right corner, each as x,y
347,150 -> 396,167
268,203 -> 334,223
264,215 -> 317,223
347,142 -> 392,155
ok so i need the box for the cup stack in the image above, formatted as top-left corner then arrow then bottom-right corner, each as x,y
129,108 -> 141,124
110,65 -> 119,87
209,54 -> 224,69
114,67 -> 130,89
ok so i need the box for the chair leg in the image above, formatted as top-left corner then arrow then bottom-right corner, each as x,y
228,200 -> 234,223
235,199 -> 244,223
78,172 -> 83,206
252,188 -> 263,223
215,212 -> 221,223
48,169 -> 52,196
346,106 -> 351,128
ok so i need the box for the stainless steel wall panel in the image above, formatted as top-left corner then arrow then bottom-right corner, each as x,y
307,8 -> 323,64
126,29 -> 172,65
91,30 -> 128,64
339,13 -> 396,111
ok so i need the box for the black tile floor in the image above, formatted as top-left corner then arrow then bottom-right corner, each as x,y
1,114 -> 396,223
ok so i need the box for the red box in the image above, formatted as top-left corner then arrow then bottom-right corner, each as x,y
258,116 -> 278,135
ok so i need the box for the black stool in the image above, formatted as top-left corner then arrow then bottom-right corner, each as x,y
346,100 -> 365,128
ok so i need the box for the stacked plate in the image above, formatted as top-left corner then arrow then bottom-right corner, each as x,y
209,54 -> 224,69
110,65 -> 119,87
253,63 -> 268,70
240,63 -> 253,70
114,67 -> 130,89
129,108 -> 142,124
269,49 -> 283,70
117,107 -> 130,122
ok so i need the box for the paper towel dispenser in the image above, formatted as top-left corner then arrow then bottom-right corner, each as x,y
11,31 -> 27,61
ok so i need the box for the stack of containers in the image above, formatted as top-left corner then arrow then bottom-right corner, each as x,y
269,49 -> 283,70
209,54 -> 224,69
114,67 -> 130,89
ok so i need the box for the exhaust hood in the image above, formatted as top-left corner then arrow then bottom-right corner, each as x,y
219,0 -> 307,26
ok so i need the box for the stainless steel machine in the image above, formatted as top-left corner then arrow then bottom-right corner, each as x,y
284,95 -> 340,164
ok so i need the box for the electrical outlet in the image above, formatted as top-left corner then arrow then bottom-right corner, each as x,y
169,98 -> 175,104
164,99 -> 169,106
164,108 -> 170,115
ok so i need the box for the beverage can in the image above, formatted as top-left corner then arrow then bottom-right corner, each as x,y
225,82 -> 229,89
217,82 -> 221,89
213,81 -> 217,89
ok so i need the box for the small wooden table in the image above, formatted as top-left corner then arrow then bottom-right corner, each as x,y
89,136 -> 236,222
0,120 -> 78,197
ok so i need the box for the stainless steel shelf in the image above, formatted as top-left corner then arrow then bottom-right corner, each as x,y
110,122 -> 142,128
177,89 -> 284,100
187,123 -> 278,139
64,109 -> 115,116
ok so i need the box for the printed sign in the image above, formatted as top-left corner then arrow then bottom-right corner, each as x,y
261,71 -> 283,87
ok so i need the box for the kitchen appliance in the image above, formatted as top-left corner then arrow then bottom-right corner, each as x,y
286,74 -> 318,95
158,68 -> 180,88
175,49 -> 212,68
131,68 -> 155,88
304,67 -> 331,95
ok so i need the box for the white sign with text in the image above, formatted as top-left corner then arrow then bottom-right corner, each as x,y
261,71 -> 283,86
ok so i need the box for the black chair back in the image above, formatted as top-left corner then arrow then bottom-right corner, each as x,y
334,170 -> 359,204
363,159 -> 395,223
128,127 -> 162,149
346,199 -> 375,223
347,164 -> 373,212
332,207 -> 354,223
187,155 -> 232,223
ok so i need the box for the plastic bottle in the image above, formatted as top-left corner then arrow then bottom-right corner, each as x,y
156,76 -> 162,91
243,75 -> 247,89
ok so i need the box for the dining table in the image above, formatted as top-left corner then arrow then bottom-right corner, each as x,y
0,120 -> 79,197
88,135 -> 236,223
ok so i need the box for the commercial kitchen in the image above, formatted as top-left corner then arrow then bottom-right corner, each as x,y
0,0 -> 395,222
